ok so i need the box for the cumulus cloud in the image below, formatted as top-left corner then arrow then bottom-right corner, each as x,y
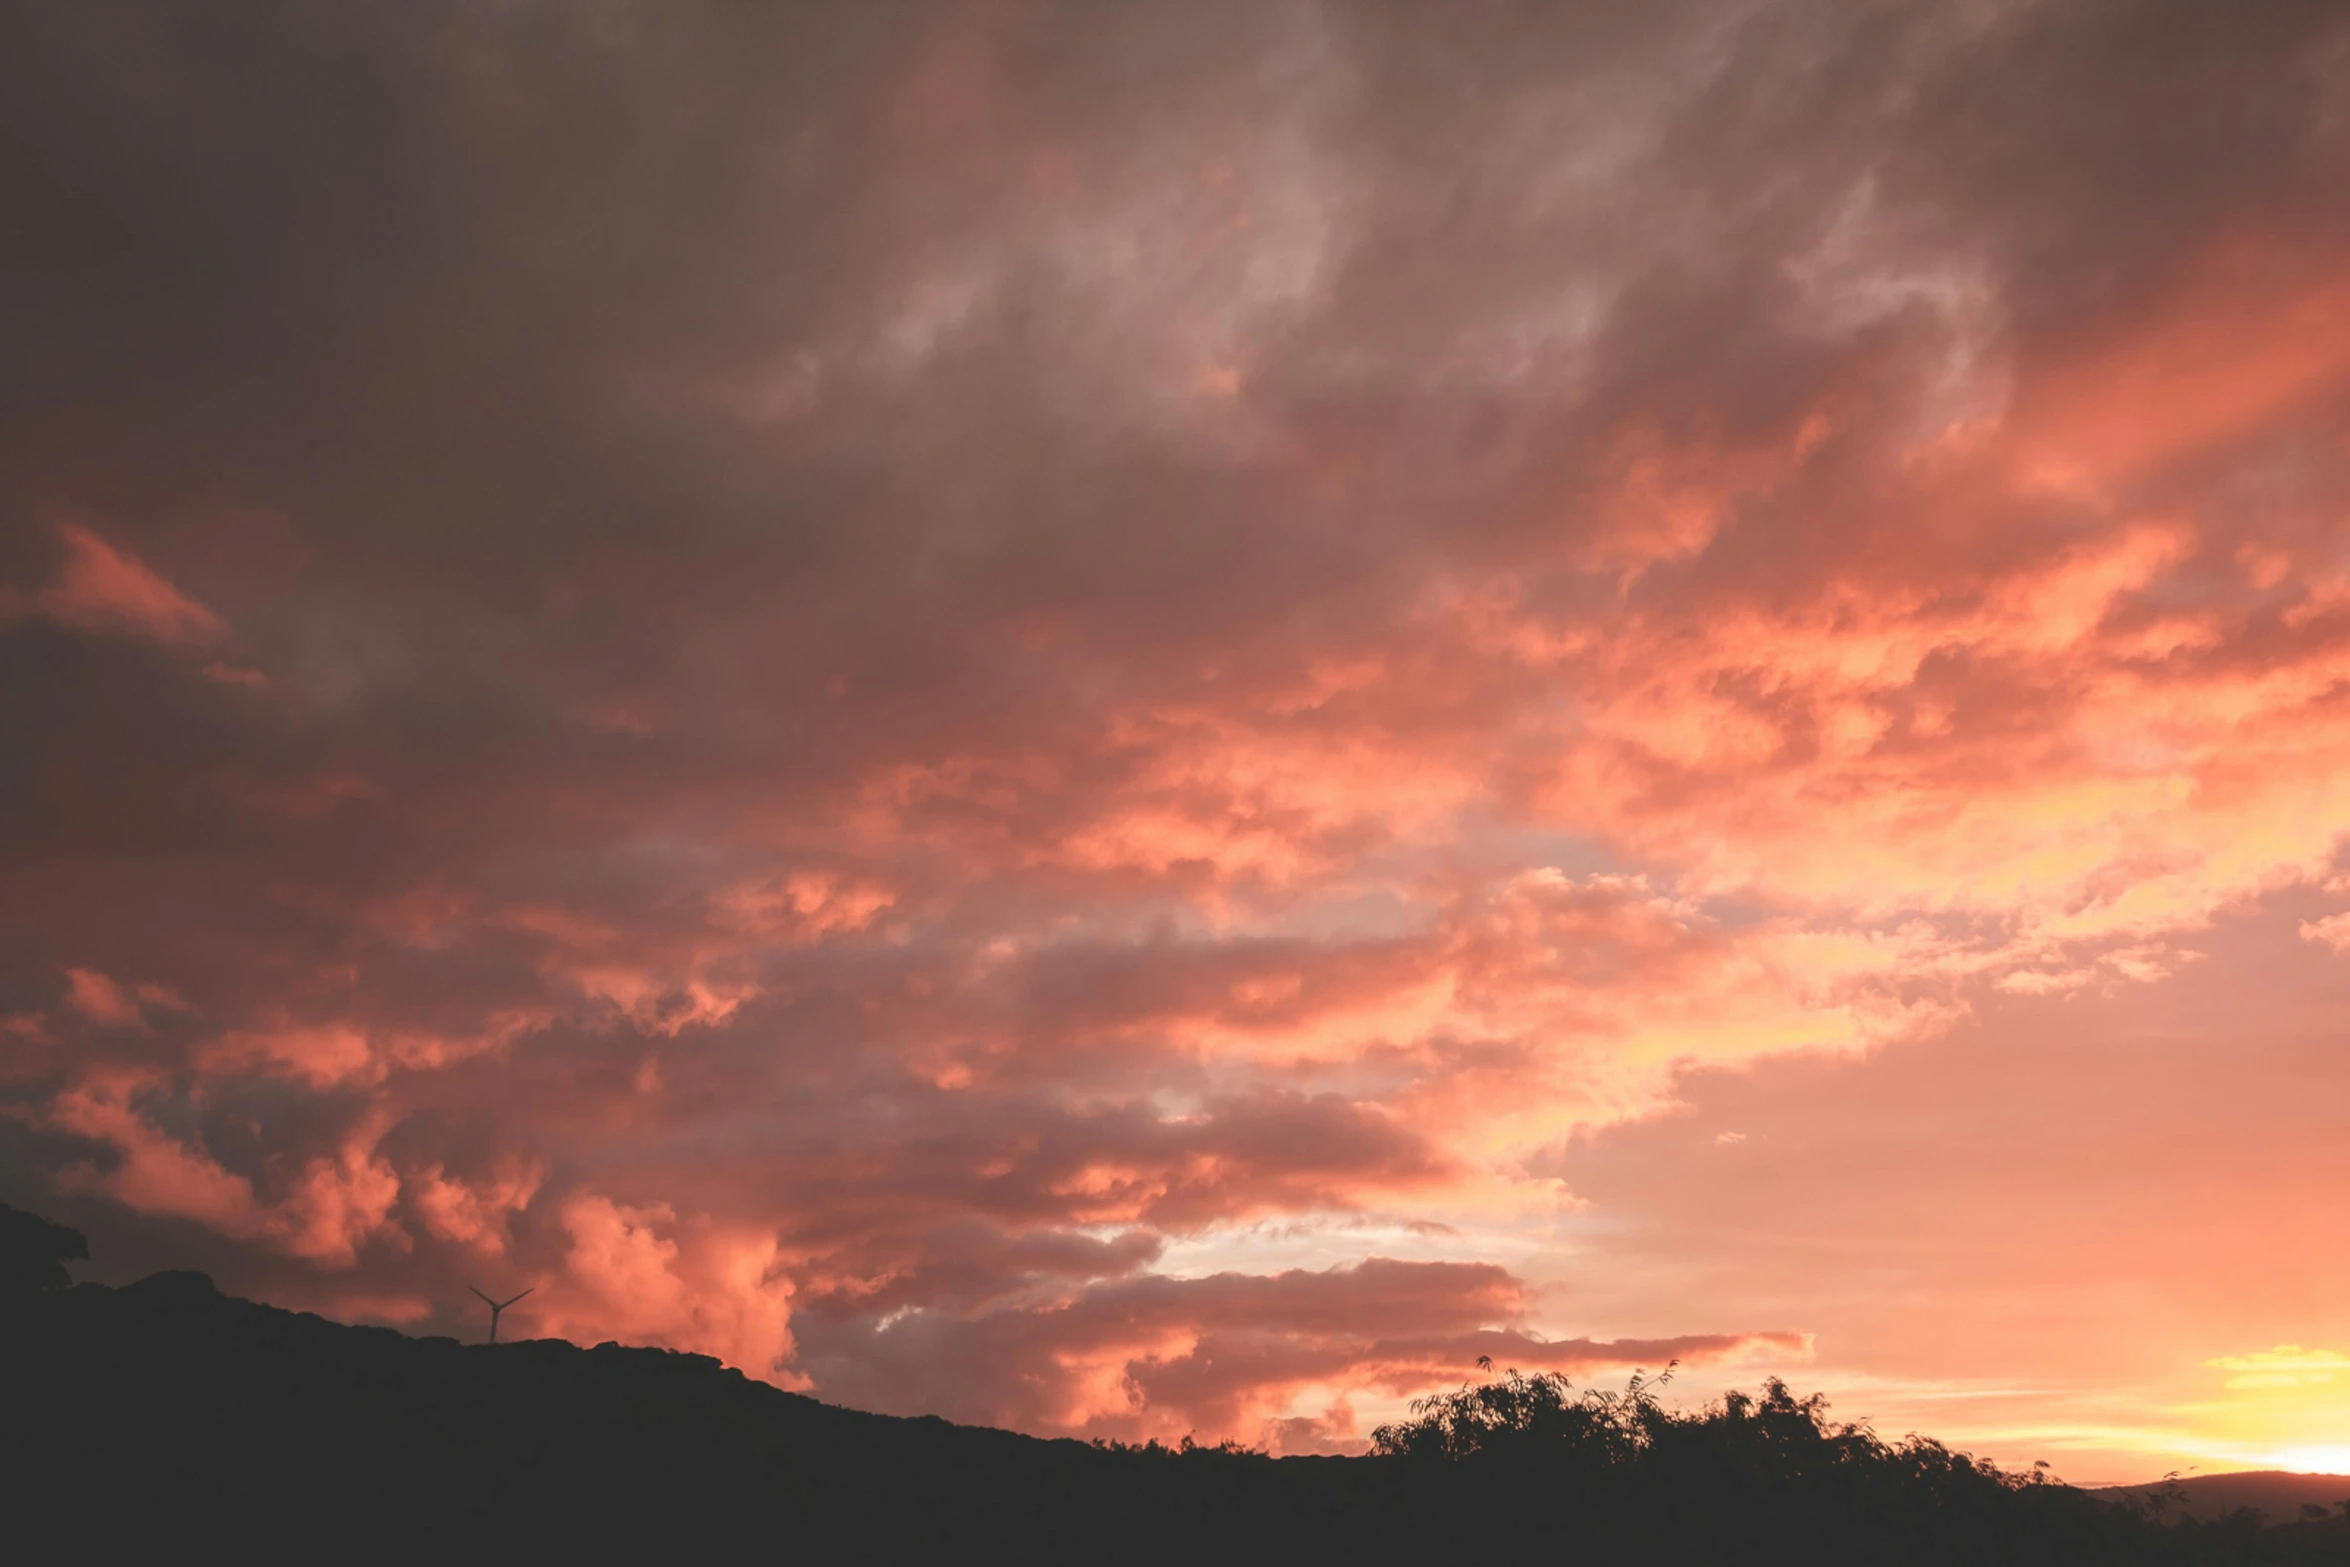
44,1069 -> 272,1242
411,1157 -> 543,1256
537,1195 -> 802,1384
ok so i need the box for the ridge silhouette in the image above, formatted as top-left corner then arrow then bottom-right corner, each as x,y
2,1205 -> 2342,1563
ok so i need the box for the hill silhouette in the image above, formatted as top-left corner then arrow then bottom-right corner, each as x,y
2098,1473 -> 2350,1528
4,1205 -> 2345,1563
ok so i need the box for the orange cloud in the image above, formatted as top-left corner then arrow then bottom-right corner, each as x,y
275,1123 -> 404,1267
412,1158 -> 544,1256
800,1252 -> 1799,1444
534,1195 -> 804,1385
2012,236 -> 2350,492
49,1073 -> 261,1234
199,1022 -> 375,1088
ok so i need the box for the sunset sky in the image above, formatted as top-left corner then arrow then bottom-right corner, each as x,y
7,1 -> 2350,1484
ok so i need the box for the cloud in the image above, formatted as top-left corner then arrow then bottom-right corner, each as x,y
411,1158 -> 543,1256
63,969 -> 144,1028
3,0 -> 2349,1454
32,524 -> 223,646
533,1194 -> 803,1384
2298,911 -> 2350,952
274,1123 -> 403,1267
797,1252 -> 1801,1443
198,1022 -> 375,1088
48,1072 -> 260,1234
2207,1346 -> 2350,1391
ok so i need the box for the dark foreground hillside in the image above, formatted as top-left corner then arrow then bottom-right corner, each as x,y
2,1213 -> 2344,1563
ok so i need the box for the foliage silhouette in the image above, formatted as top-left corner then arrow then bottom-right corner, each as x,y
3,1209 -> 2345,1563
0,1202 -> 86,1294
1366,1362 -> 2350,1565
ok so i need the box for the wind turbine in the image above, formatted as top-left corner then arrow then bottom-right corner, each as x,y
468,1285 -> 534,1345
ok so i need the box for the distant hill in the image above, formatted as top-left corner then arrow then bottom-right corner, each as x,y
8,1268 -> 1280,1560
2097,1471 -> 2350,1526
4,1208 -> 2348,1562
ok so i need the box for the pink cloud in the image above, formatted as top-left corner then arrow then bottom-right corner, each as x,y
35,523 -> 223,645
274,1124 -> 404,1266
2011,237 -> 2350,492
412,1158 -> 544,1255
798,1253 -> 1799,1443
2297,911 -> 2350,953
198,1022 -> 376,1088
532,1195 -> 804,1385
49,1073 -> 261,1234
63,968 -> 144,1028
42,1074 -> 409,1268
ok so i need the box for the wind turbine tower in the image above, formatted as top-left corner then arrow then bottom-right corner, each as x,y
468,1285 -> 533,1344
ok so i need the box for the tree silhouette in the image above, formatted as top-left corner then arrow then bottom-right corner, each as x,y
0,1204 -> 87,1295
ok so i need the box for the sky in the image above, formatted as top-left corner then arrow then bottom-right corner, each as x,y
5,0 -> 2350,1485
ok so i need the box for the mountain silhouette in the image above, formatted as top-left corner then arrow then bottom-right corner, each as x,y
4,1205 -> 2344,1563
2096,1472 -> 2350,1527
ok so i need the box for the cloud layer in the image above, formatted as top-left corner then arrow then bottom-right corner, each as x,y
5,0 -> 2350,1458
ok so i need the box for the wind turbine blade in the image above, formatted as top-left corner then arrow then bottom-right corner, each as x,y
498,1287 -> 535,1308
469,1286 -> 497,1306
